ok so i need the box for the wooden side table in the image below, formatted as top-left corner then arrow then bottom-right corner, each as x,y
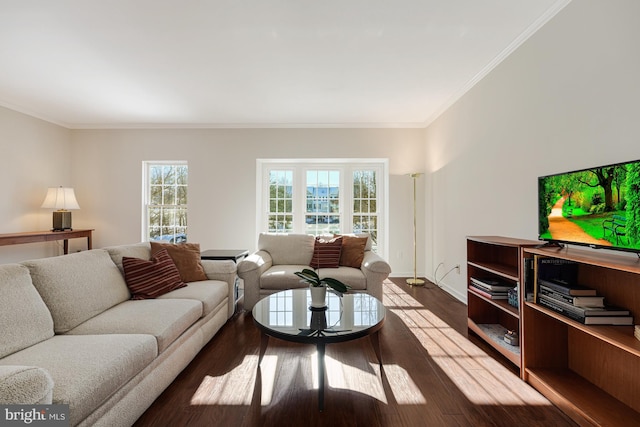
201,249 -> 249,311
0,229 -> 93,255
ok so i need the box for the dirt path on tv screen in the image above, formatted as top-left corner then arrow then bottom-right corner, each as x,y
548,197 -> 611,246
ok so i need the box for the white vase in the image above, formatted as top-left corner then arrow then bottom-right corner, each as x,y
309,285 -> 327,308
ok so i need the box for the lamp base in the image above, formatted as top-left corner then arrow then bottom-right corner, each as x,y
52,211 -> 73,231
406,278 -> 425,286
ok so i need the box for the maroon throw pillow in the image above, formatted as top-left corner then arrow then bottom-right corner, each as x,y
310,236 -> 343,269
122,248 -> 186,300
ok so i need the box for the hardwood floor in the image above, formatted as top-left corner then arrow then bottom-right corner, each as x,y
134,278 -> 576,427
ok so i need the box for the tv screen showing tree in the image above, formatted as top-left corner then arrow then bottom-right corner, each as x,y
538,159 -> 640,252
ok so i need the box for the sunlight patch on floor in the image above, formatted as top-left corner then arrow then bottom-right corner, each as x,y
259,355 -> 279,406
383,281 -> 426,308
384,281 -> 552,407
322,354 -> 388,403
382,364 -> 426,404
190,355 -> 278,406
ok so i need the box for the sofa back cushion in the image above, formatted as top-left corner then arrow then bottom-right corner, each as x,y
22,250 -> 131,333
0,264 -> 54,359
258,233 -> 315,265
104,242 -> 151,274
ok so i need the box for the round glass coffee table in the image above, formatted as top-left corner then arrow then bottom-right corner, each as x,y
252,288 -> 385,411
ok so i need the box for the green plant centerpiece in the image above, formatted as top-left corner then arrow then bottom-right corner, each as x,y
295,268 -> 351,308
295,268 -> 351,293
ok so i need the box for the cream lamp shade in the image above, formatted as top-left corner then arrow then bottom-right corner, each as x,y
41,187 -> 80,231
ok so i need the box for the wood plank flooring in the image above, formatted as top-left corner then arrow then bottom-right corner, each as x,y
133,278 -> 576,427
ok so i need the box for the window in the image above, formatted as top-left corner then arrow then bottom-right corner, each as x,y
268,170 -> 293,233
305,169 -> 341,235
258,159 -> 387,257
143,162 -> 188,243
352,170 -> 378,245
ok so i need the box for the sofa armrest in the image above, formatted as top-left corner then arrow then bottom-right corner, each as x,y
201,259 -> 236,282
361,251 -> 392,302
361,251 -> 392,275
237,251 -> 272,275
237,251 -> 273,311
0,365 -> 54,405
201,260 -> 237,318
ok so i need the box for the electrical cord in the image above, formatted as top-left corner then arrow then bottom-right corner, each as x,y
434,263 -> 458,288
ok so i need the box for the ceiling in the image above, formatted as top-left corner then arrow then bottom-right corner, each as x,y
0,1 -> 569,129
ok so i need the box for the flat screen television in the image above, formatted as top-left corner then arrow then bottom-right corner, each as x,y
538,159 -> 640,253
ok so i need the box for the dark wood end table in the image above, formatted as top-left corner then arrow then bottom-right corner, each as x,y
200,249 -> 249,262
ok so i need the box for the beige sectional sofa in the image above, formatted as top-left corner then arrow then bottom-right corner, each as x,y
238,233 -> 392,310
0,243 -> 236,427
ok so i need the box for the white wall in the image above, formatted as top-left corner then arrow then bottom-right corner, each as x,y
424,0 -> 640,301
0,106 -> 72,262
69,128 -> 425,276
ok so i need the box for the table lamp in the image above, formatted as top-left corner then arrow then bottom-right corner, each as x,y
41,187 -> 80,231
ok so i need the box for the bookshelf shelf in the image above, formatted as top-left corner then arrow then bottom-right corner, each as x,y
466,236 -> 539,377
525,368 -> 640,426
467,260 -> 519,282
468,287 -> 519,317
526,301 -> 640,357
467,320 -> 520,365
522,246 -> 640,425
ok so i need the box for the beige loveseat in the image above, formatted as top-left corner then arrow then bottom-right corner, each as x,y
237,233 -> 392,310
0,243 -> 236,427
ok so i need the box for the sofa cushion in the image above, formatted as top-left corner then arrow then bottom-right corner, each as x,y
310,236 -> 342,269
0,264 -> 54,359
261,265 -> 311,290
22,250 -> 131,334
0,365 -> 54,404
258,233 -> 315,265
338,235 -> 368,268
319,267 -> 367,290
0,334 -> 157,426
150,241 -> 208,282
66,299 -> 202,353
123,248 -> 186,299
158,280 -> 228,316
104,242 -> 151,274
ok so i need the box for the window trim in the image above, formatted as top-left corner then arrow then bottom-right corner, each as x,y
256,158 -> 389,258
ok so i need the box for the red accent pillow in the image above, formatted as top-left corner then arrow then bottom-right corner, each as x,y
122,248 -> 186,299
310,236 -> 343,269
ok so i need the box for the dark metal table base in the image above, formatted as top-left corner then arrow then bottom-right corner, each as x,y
257,330 -> 383,411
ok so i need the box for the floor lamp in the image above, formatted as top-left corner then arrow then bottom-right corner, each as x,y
407,173 -> 425,286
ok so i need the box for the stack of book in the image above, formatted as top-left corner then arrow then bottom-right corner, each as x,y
537,278 -> 634,325
470,277 -> 515,300
635,325 -> 640,341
